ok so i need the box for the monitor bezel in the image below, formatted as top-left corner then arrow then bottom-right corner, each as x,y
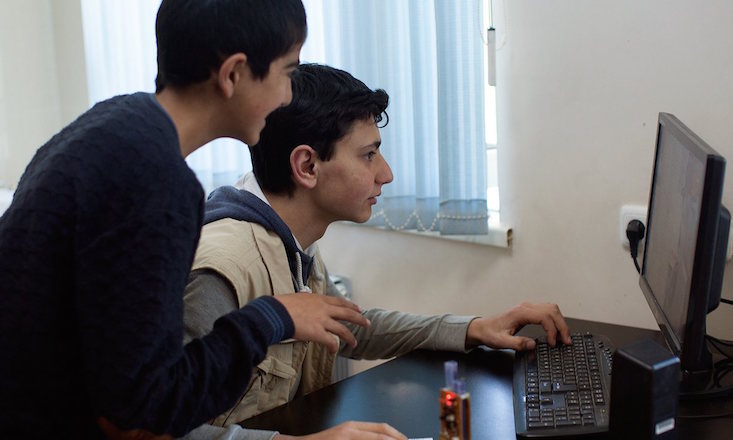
639,112 -> 726,373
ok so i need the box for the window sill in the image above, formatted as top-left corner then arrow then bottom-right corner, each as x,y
360,223 -> 513,249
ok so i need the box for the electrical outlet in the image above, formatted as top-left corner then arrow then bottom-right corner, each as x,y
619,204 -> 733,261
619,205 -> 647,250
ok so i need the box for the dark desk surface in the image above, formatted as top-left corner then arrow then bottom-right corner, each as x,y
241,318 -> 732,439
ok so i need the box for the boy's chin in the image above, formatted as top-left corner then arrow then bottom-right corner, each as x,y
350,211 -> 372,224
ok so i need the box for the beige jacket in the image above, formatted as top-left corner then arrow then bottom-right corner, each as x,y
191,218 -> 334,425
187,217 -> 477,427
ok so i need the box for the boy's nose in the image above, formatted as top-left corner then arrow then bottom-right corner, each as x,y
378,158 -> 393,184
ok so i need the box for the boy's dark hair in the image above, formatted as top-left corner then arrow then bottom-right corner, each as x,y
251,63 -> 389,196
155,0 -> 307,92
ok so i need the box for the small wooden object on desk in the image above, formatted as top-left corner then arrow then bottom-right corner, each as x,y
439,360 -> 471,440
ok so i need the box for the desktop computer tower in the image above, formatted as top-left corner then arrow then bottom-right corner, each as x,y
609,339 -> 680,439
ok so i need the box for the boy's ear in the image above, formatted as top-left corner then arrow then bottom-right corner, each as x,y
217,53 -> 248,98
290,145 -> 318,190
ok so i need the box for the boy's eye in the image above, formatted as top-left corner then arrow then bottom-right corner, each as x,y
366,151 -> 377,160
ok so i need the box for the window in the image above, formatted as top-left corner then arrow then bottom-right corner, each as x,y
81,0 -> 504,241
302,0 -> 498,237
483,2 -> 500,228
81,0 -> 251,192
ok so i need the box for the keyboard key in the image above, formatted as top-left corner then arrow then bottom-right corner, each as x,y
552,381 -> 577,392
539,381 -> 551,393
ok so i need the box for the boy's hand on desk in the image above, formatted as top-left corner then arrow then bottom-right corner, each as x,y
465,301 -> 572,350
274,421 -> 407,439
274,293 -> 370,353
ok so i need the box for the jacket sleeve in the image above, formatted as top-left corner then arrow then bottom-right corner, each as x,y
323,272 -> 477,360
184,269 -> 241,344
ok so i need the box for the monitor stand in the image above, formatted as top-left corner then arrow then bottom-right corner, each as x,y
678,341 -> 733,418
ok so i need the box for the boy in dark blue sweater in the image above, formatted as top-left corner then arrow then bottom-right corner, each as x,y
0,1 -> 369,438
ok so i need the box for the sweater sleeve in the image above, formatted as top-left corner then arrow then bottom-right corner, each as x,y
75,203 -> 294,437
180,270 -> 280,440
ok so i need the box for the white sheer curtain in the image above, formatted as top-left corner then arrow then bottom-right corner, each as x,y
81,0 -> 489,234
302,0 -> 489,235
80,0 -> 251,196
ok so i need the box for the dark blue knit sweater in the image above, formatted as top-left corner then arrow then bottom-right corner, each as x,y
0,93 -> 294,438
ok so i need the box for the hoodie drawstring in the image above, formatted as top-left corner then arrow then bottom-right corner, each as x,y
295,252 -> 312,293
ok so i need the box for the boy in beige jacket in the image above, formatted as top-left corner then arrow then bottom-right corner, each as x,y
182,64 -> 571,440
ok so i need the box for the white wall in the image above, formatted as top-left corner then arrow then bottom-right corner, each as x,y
0,0 -> 87,189
319,0 -> 733,341
1,0 -> 731,340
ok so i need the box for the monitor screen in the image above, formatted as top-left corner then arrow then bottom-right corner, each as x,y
642,123 -> 705,347
639,112 -> 727,376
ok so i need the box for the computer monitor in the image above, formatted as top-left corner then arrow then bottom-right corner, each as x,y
639,112 -> 731,398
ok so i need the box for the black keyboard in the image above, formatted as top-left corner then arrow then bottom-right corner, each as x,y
513,332 -> 614,438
